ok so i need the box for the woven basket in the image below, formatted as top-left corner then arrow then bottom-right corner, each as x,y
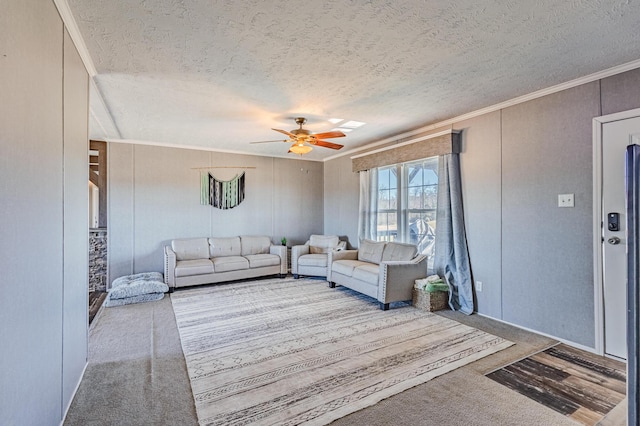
412,288 -> 448,312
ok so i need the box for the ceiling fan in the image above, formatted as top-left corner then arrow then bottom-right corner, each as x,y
250,117 -> 345,155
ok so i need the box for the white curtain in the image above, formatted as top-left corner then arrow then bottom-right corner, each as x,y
434,154 -> 474,315
358,169 -> 378,242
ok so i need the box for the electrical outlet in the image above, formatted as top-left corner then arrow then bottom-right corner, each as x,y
558,193 -> 574,208
476,281 -> 483,292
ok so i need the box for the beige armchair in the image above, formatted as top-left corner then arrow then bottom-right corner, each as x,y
328,240 -> 428,310
291,235 -> 347,279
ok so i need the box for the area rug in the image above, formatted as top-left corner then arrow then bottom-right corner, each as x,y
171,277 -> 513,426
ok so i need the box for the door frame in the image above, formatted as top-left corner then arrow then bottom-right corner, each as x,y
593,107 -> 640,356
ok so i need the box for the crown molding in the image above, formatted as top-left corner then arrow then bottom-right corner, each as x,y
105,138 -> 324,162
53,0 -> 97,77
324,58 -> 640,163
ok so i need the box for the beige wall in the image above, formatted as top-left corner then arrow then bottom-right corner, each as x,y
1,2 -> 89,424
108,145 -> 324,282
323,68 -> 640,349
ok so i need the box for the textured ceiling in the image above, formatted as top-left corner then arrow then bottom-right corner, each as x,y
68,0 -> 640,160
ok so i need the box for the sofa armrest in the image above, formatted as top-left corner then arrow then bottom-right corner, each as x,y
269,245 -> 287,275
327,249 -> 359,282
291,244 -> 310,274
164,246 -> 177,289
377,255 -> 428,304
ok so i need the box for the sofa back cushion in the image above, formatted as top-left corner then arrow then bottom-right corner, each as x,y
358,239 -> 386,264
209,237 -> 241,258
382,241 -> 418,262
241,235 -> 272,256
172,238 -> 210,261
309,234 -> 339,254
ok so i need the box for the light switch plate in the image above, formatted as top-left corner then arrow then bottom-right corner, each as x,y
558,193 -> 574,208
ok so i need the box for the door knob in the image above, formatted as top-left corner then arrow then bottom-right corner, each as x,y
608,237 -> 621,245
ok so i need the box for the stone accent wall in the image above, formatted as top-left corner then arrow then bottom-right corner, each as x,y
89,229 -> 107,292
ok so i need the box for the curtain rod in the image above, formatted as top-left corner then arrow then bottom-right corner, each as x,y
191,166 -> 256,170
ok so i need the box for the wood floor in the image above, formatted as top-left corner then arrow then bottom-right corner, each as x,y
487,344 -> 626,425
88,291 -> 106,324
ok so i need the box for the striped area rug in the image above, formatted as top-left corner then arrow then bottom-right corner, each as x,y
171,277 -> 512,426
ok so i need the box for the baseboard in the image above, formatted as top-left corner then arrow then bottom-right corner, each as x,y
476,312 -> 598,355
60,361 -> 88,426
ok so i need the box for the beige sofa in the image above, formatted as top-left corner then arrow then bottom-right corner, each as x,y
291,234 -> 347,279
328,239 -> 427,310
164,236 -> 287,290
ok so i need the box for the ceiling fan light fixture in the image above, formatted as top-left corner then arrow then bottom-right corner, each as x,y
289,144 -> 313,155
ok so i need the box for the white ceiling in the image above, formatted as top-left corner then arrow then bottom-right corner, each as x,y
65,0 -> 640,161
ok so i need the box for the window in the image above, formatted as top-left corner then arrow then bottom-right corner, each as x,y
374,157 -> 438,265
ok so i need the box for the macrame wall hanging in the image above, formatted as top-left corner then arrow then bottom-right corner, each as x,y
200,171 -> 246,209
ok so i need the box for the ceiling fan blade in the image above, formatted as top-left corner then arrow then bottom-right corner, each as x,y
313,130 -> 346,139
313,140 -> 344,150
272,128 -> 297,138
249,139 -> 289,144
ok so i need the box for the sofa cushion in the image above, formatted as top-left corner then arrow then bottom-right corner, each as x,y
241,236 -> 272,256
175,259 -> 214,277
382,241 -> 418,262
298,253 -> 328,267
332,260 -> 366,277
309,235 -> 339,254
212,256 -> 249,272
352,264 -> 380,285
209,237 -> 241,258
109,273 -> 167,298
172,238 -> 210,261
245,253 -> 280,268
358,239 -> 385,264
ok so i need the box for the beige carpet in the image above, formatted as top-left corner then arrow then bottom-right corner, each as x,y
171,277 -> 513,425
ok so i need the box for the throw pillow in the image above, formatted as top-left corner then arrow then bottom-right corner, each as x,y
310,246 -> 331,254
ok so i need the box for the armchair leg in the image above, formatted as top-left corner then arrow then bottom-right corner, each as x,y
379,302 -> 389,311
294,274 -> 299,279
329,282 -> 336,288
168,286 -> 175,293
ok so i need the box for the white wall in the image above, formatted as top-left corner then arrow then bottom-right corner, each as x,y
108,144 -> 324,283
0,2 -> 89,424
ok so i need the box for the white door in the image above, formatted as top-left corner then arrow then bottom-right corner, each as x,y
602,116 -> 640,360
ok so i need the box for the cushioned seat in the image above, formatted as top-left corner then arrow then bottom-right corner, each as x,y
245,253 -> 281,268
105,272 -> 168,307
352,263 -> 379,285
297,254 -> 328,267
212,256 -> 249,272
175,259 -> 214,277
291,235 -> 346,279
331,260 -> 363,277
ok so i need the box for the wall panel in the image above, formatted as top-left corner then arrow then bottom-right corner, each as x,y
501,82 -> 599,347
456,111 -> 503,319
0,2 -> 65,424
62,29 -> 89,413
323,155 -> 359,248
108,143 -> 135,282
601,67 -> 640,116
133,145 -> 211,273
